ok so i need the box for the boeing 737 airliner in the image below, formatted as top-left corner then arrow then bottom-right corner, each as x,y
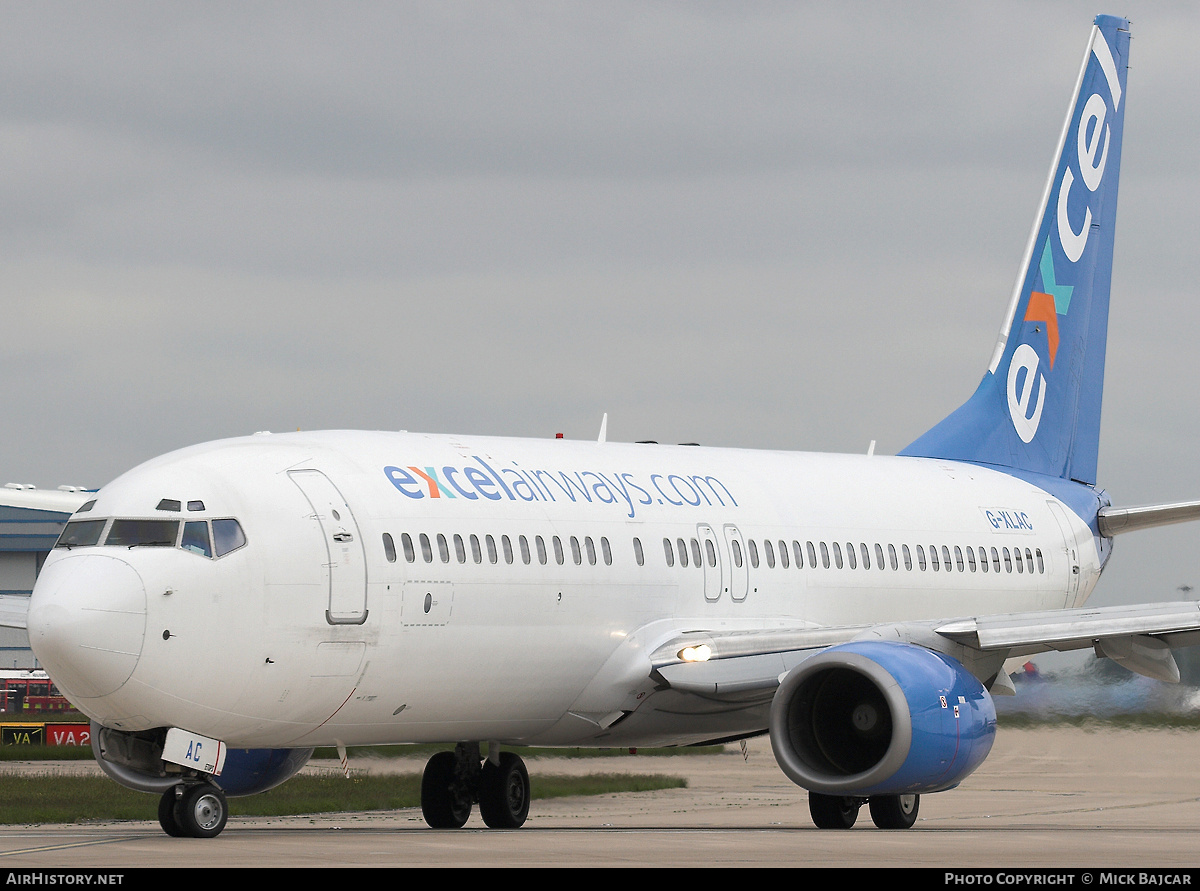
10,15 -> 1200,837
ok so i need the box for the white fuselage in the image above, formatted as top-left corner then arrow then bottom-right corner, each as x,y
27,430 -> 1102,749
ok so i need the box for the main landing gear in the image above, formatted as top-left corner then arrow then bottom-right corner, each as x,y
809,791 -> 919,830
421,742 -> 531,829
158,782 -> 229,838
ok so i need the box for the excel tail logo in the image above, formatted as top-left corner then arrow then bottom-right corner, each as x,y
1006,25 -> 1121,444
1007,238 -> 1072,443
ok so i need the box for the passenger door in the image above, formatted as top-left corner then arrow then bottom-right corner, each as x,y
288,469 -> 368,625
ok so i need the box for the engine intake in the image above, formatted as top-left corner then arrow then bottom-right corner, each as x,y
769,641 -> 996,797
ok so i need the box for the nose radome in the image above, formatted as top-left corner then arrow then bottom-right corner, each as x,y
28,554 -> 148,700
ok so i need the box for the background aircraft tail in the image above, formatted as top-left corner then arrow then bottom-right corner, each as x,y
900,15 -> 1130,488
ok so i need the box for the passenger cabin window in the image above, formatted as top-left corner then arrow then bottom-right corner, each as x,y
382,533 -> 397,563
402,533 -> 416,562
633,537 -> 644,566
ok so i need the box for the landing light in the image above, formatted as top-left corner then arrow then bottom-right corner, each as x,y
679,644 -> 712,663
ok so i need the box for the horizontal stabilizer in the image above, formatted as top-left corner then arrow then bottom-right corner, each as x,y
1097,500 -> 1200,536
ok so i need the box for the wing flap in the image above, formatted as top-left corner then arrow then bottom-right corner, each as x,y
935,600 -> 1200,653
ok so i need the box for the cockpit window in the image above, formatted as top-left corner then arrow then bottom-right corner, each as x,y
181,521 -> 213,557
55,519 -> 106,549
212,519 -> 247,557
55,515 -> 246,559
76,500 -> 96,513
105,519 -> 179,548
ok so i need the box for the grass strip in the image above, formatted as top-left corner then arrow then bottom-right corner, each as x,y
0,771 -> 686,825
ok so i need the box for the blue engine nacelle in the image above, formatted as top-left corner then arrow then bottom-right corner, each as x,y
212,747 -> 315,796
769,641 -> 996,797
91,722 -> 313,797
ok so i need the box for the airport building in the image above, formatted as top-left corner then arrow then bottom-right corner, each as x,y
0,485 -> 90,669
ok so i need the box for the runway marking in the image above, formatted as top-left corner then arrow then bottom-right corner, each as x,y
0,835 -> 153,857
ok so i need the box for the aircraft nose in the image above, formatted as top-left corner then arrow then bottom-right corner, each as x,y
27,554 -> 148,700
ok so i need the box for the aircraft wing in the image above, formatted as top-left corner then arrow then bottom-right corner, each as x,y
0,595 -> 30,630
651,599 -> 1200,698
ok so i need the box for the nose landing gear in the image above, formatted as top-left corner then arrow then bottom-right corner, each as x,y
158,782 -> 229,838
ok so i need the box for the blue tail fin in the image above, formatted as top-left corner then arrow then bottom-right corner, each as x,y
900,16 -> 1130,487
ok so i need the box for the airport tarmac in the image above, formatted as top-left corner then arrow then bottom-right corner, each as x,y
1,726 -> 1199,868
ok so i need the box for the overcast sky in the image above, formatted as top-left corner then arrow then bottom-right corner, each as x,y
2,1 -> 1197,605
